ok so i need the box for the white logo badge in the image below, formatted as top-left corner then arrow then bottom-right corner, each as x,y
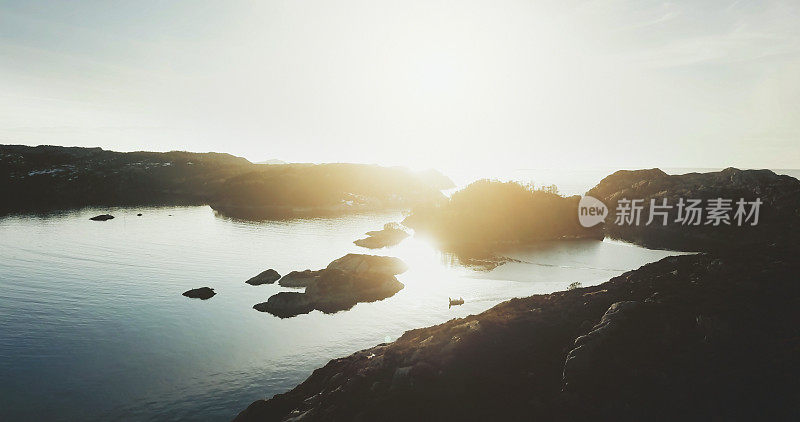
578,195 -> 608,227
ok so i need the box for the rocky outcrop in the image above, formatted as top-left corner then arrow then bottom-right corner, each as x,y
253,292 -> 314,317
254,254 -> 408,318
246,269 -> 281,285
89,214 -> 114,221
325,254 -> 408,275
235,244 -> 800,421
182,287 -> 216,300
354,223 -> 410,249
587,168 -> 800,251
278,270 -> 325,288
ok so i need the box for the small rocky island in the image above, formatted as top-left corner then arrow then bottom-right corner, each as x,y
354,223 -> 410,249
245,269 -> 281,285
254,254 -> 408,318
182,287 -> 216,300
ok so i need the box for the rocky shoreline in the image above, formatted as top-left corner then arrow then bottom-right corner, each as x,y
235,243 -> 800,421
233,168 -> 800,421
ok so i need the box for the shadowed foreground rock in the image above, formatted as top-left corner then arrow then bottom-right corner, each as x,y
255,254 -> 408,318
235,244 -> 800,421
246,269 -> 281,285
182,287 -> 216,300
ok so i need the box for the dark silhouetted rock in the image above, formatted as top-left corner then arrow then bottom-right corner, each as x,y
354,223 -> 410,249
279,269 -> 325,288
89,214 -> 114,221
587,167 -> 800,251
182,287 -> 215,300
0,145 -> 452,217
255,254 -> 408,318
245,269 -> 281,285
254,292 -> 314,318
136,213 -> 142,216
325,253 -> 408,275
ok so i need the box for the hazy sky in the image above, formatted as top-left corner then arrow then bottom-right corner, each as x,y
1,0 -> 798,171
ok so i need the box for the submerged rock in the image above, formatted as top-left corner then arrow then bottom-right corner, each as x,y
182,287 -> 216,300
245,268 -> 281,285
354,223 -> 410,249
89,214 -> 114,221
255,254 -> 408,317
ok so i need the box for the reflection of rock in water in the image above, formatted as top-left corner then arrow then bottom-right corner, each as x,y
441,246 -> 521,271
254,254 -> 408,318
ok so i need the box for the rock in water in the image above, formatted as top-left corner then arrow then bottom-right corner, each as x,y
245,269 -> 281,285
253,292 -> 315,318
354,223 -> 410,249
278,269 -> 325,287
182,287 -> 216,300
89,214 -> 114,221
255,254 -> 408,317
325,254 -> 408,275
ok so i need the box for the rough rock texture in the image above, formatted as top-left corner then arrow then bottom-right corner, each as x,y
235,245 -> 800,421
246,269 -> 282,285
255,255 -> 408,318
182,287 -> 216,300
253,292 -> 314,317
278,270 -> 325,288
89,214 -> 114,221
354,223 -> 410,249
587,168 -> 800,250
325,254 -> 408,275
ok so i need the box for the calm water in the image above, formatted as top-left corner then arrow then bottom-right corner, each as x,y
1,205 -> 683,421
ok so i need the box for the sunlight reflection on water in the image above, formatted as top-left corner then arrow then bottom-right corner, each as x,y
0,206 -> 681,421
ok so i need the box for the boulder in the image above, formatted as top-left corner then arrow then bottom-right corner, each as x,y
182,287 -> 216,300
255,255 -> 407,318
354,223 -> 410,249
254,292 -> 314,318
89,214 -> 114,221
326,254 -> 408,275
245,268 -> 281,285
279,269 -> 325,287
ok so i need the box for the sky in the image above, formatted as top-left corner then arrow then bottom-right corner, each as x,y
1,0 -> 798,172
